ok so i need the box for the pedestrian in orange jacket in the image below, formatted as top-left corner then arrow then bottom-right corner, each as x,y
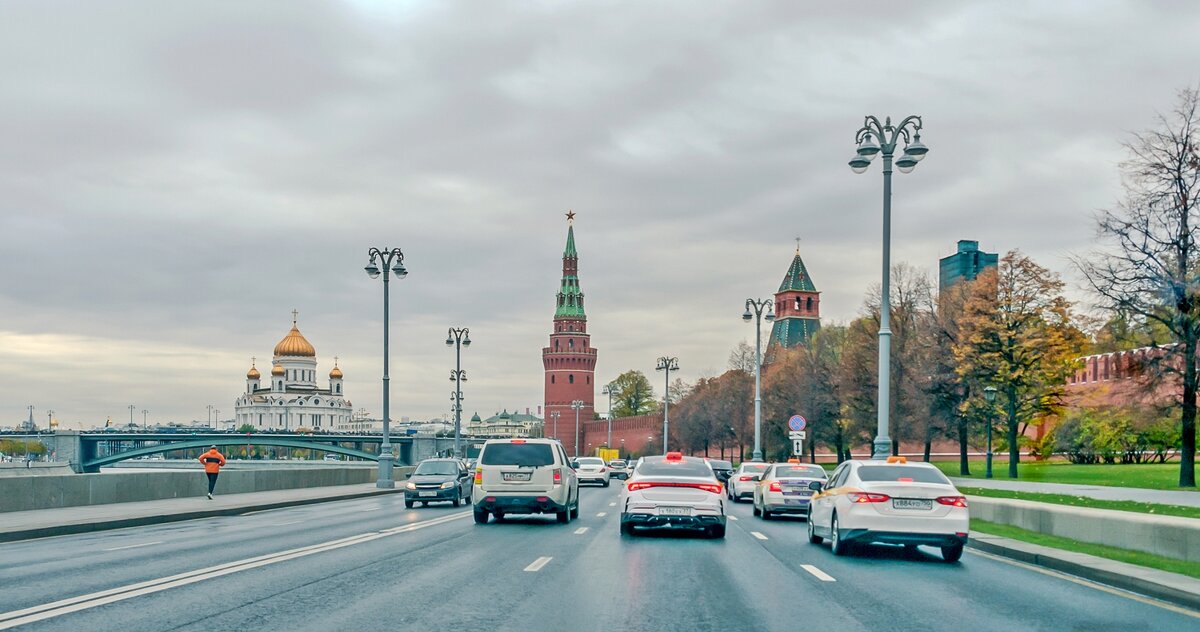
198,446 -> 226,500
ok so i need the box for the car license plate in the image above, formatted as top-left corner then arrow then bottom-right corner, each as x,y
418,492 -> 437,497
892,498 -> 932,510
659,506 -> 692,516
502,472 -> 531,482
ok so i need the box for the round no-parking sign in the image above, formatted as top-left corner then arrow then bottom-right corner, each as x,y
788,415 -> 807,431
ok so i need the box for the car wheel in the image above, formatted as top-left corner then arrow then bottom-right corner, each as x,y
602,479 -> 610,488
709,525 -> 726,539
404,499 -> 414,509
830,514 -> 850,556
473,509 -> 489,524
570,504 -> 579,520
494,512 -> 506,522
557,509 -> 570,523
454,496 -> 462,507
807,512 -> 822,544
941,543 -> 964,563
761,507 -> 772,520
620,521 -> 635,536
752,502 -> 760,517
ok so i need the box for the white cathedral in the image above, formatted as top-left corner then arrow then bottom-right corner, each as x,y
234,315 -> 353,432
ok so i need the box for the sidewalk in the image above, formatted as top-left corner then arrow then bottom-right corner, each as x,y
0,483 -> 403,543
968,532 -> 1200,611
951,477 -> 1200,508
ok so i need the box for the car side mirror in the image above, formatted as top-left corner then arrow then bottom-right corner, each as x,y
751,475 -> 761,482
808,481 -> 823,491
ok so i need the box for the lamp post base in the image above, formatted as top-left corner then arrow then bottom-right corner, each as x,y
751,450 -> 763,462
377,450 -> 396,488
871,437 -> 892,460
985,452 -> 993,479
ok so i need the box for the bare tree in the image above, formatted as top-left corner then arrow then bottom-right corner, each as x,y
1078,86 -> 1200,487
728,340 -> 757,373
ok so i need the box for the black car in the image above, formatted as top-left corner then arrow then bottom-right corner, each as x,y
405,458 -> 473,508
706,459 -> 734,483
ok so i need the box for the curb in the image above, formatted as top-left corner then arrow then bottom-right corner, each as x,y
0,488 -> 404,543
968,532 -> 1200,612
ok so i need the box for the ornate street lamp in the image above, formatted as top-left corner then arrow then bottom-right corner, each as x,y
364,246 -> 409,488
601,381 -> 617,448
655,356 -> 679,453
446,327 -> 471,458
571,400 -> 585,458
983,386 -> 998,479
743,298 -> 775,461
550,411 -> 560,441
848,114 -> 929,459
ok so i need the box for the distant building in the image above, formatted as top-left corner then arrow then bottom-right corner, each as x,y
939,240 -> 998,290
466,410 -> 543,438
769,245 -> 821,350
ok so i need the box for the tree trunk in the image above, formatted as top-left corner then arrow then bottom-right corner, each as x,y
922,422 -> 933,462
1007,387 -> 1019,479
1182,331 -> 1198,487
809,437 -> 816,464
957,419 -> 971,476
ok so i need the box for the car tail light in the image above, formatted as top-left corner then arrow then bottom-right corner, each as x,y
768,481 -> 781,492
474,468 -> 482,485
511,439 -> 526,444
536,496 -> 549,502
848,492 -> 890,503
627,481 -> 722,494
738,475 -> 754,482
553,468 -> 562,485
936,496 -> 968,508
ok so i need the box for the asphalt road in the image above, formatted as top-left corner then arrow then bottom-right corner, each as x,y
1,485 -> 1196,631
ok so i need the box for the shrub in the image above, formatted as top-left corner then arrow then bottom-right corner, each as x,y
1050,406 -> 1179,464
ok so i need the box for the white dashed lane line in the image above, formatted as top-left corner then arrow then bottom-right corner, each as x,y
751,531 -> 769,540
524,557 -> 553,572
728,515 -> 738,521
102,541 -> 162,552
270,520 -> 303,527
608,502 -> 616,507
800,564 -> 836,582
574,527 -> 589,535
596,512 -> 607,517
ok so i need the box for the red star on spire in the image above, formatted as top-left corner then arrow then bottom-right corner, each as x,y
565,210 -> 576,222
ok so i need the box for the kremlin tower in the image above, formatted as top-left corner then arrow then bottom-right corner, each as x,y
769,244 -> 821,349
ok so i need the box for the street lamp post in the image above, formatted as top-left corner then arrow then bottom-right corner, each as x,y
364,246 -> 409,488
142,409 -> 149,431
655,356 -> 679,454
206,404 -> 213,426
571,400 -> 585,458
743,299 -> 775,461
983,386 -> 998,479
128,404 -> 135,431
601,381 -> 617,448
848,114 -> 929,460
446,327 -> 471,459
550,411 -> 560,440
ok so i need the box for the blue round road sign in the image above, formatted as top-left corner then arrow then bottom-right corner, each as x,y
788,415 -> 807,431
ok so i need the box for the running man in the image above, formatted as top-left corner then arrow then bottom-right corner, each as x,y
198,445 -> 226,500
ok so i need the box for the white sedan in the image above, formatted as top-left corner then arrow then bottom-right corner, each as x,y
619,452 -> 726,538
807,457 -> 969,562
574,456 -> 611,487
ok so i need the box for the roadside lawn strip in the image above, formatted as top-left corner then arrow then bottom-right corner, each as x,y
970,519 -> 1200,580
960,486 -> 1200,520
933,460 -> 1199,491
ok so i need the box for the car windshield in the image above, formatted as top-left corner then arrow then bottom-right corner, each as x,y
707,460 -> 732,470
773,465 -> 826,479
636,458 -> 715,478
578,457 -> 604,466
740,463 -> 769,474
414,462 -> 458,476
857,465 -> 950,484
480,443 -> 555,467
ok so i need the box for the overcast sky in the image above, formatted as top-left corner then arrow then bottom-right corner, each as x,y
3,1 -> 1199,429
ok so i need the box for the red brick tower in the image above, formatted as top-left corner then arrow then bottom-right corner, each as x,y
543,212 -> 596,457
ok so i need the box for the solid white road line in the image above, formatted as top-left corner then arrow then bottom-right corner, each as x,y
800,564 -> 836,582
596,512 -> 607,517
270,520 -> 303,527
573,527 -> 589,535
523,556 -> 553,572
102,541 -> 162,552
0,512 -> 469,630
728,515 -> 738,521
751,531 -> 769,540
359,507 -> 381,512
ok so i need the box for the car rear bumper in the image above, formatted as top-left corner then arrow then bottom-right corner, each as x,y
621,512 -> 726,530
578,474 -> 609,484
763,498 -> 812,514
474,494 -> 569,515
842,529 -> 968,547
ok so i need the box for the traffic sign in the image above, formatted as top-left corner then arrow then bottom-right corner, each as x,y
789,430 -> 806,441
792,439 -> 804,455
788,415 -> 807,431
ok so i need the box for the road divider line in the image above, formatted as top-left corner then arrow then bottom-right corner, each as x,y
102,541 -> 162,552
800,564 -> 836,582
596,512 -> 607,517
270,520 -> 303,527
728,516 -> 738,521
359,507 -> 381,512
0,511 -> 470,630
524,556 -> 553,572
751,531 -> 769,540
608,502 -> 616,507
573,527 -> 589,535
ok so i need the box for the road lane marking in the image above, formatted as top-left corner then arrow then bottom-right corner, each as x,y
608,502 -> 616,507
728,515 -> 738,521
0,512 -> 470,630
800,564 -> 836,582
359,507 -> 381,512
574,527 -> 589,535
524,556 -> 553,572
751,531 -> 769,540
596,512 -> 607,517
270,520 -> 303,526
102,541 -> 162,552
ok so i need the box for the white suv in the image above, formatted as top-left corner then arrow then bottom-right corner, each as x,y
471,438 -> 580,524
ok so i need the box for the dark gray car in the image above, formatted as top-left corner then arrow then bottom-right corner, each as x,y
405,458 -> 473,508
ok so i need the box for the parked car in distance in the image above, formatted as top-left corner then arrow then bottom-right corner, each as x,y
323,454 -> 341,461
405,458 -> 473,508
471,438 -> 579,524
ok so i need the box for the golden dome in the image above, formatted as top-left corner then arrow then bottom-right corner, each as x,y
329,366 -> 343,379
247,365 -> 261,379
271,364 -> 285,376
274,323 -> 316,357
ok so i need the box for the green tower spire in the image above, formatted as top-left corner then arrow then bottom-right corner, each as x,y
555,213 -> 585,318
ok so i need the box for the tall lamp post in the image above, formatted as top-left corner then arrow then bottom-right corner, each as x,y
550,411 -> 560,440
655,356 -> 679,454
743,299 -> 775,461
571,400 -> 585,458
848,114 -> 929,460
206,404 -> 213,426
142,409 -> 149,431
601,381 -> 617,448
128,404 -> 135,431
364,246 -> 409,488
983,386 -> 997,479
446,327 -> 471,459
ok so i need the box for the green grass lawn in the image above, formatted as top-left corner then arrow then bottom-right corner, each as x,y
959,486 -> 1200,519
932,460 -> 1199,491
970,519 -> 1200,580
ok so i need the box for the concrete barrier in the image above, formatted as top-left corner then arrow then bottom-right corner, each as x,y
968,496 -> 1200,562
0,466 -> 415,512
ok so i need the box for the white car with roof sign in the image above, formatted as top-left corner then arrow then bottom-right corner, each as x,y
752,462 -> 828,520
619,452 -> 727,538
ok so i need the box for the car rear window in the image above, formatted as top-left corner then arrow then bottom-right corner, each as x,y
610,460 -> 627,467
480,443 -> 555,466
741,463 -> 769,474
708,460 -> 732,469
636,458 -> 715,478
857,465 -> 949,484
577,457 -> 605,466
774,465 -> 826,479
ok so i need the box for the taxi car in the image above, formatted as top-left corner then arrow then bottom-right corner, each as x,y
752,462 -> 827,520
619,452 -> 727,538
726,461 -> 770,502
807,457 -> 969,561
